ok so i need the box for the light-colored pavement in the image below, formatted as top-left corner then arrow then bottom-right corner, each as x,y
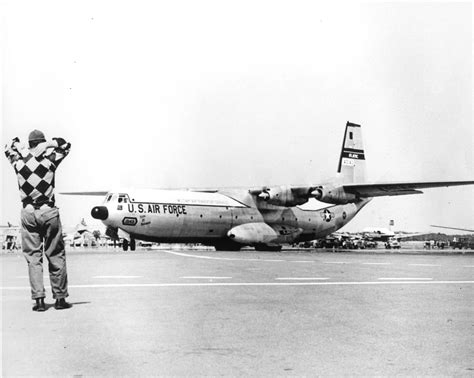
2,248 -> 474,376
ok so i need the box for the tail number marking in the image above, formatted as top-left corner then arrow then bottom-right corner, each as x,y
341,158 -> 355,167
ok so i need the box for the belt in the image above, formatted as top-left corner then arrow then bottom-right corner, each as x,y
22,201 -> 54,209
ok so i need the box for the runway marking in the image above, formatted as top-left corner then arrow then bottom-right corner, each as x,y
15,275 -> 44,279
463,266 -> 474,268
161,250 -> 263,262
378,278 -> 432,281
181,276 -> 232,279
291,261 -> 314,263
324,262 -> 349,264
4,281 -> 472,290
362,263 -> 391,265
93,275 -> 143,279
408,264 -> 441,267
276,277 -> 329,280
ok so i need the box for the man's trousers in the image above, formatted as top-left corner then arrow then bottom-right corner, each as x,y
20,206 -> 69,300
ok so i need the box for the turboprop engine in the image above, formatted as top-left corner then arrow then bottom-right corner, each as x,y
254,185 -> 358,207
255,186 -> 313,207
312,185 -> 358,205
227,223 -> 303,245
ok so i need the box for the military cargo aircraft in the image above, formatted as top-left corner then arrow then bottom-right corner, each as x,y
361,227 -> 426,242
63,122 -> 474,251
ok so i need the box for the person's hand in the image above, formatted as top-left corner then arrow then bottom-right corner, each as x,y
11,137 -> 20,149
53,137 -> 66,146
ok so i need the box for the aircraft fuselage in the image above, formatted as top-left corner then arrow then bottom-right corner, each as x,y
95,189 -> 370,248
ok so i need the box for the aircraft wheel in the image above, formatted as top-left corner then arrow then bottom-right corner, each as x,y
123,239 -> 129,251
130,238 -> 136,251
255,244 -> 282,252
214,242 -> 242,251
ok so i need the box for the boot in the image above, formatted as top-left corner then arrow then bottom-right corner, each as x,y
54,298 -> 72,310
32,298 -> 46,312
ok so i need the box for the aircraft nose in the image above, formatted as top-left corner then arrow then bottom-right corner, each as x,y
91,206 -> 108,220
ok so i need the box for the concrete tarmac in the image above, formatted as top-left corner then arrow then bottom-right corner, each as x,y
2,248 -> 474,376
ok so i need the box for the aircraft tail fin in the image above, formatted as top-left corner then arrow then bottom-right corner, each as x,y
337,121 -> 367,183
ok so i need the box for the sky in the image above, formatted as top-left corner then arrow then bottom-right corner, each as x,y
1,1 -> 473,234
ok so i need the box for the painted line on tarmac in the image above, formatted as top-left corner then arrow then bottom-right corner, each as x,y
16,275 -> 47,279
3,281 -> 473,290
291,261 -> 314,263
93,275 -> 143,278
463,265 -> 474,268
324,261 -> 350,264
181,276 -> 232,279
263,259 -> 285,262
276,277 -> 329,280
408,264 -> 441,267
161,250 -> 263,262
378,277 -> 432,281
362,263 -> 391,265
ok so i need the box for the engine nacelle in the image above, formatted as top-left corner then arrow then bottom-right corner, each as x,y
312,186 -> 358,204
257,186 -> 310,207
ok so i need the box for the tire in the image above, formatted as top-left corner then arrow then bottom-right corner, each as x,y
213,242 -> 242,251
255,244 -> 282,252
123,239 -> 129,251
130,238 -> 136,251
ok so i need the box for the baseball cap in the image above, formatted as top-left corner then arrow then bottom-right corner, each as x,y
28,129 -> 46,142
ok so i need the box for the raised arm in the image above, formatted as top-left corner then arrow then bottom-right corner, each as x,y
46,137 -> 72,167
4,137 -> 22,164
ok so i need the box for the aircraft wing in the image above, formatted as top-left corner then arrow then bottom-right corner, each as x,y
395,232 -> 433,240
342,180 -> 474,198
431,225 -> 474,233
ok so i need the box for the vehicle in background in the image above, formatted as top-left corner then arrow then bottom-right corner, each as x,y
385,237 -> 401,249
450,237 -> 474,249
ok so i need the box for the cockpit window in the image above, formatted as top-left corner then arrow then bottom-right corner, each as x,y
118,194 -> 129,203
106,194 -> 113,202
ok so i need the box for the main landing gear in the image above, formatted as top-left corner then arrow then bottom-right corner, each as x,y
255,244 -> 282,252
122,238 -> 136,251
213,241 -> 242,251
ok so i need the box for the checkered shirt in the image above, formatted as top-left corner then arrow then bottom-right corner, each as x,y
5,139 -> 71,206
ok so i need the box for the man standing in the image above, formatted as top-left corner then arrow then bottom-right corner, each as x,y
4,130 -> 72,311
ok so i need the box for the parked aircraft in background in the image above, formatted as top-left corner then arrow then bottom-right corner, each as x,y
0,222 -> 21,251
361,227 -> 426,242
63,122 -> 474,251
63,219 -> 95,247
